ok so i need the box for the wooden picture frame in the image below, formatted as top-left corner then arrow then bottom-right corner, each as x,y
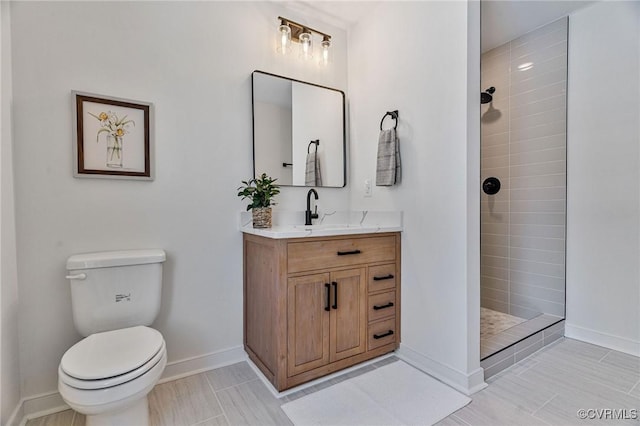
73,91 -> 154,180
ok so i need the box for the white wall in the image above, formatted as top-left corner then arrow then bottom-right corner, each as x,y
566,1 -> 640,356
348,1 -> 483,393
10,1 -> 348,399
1,1 -> 21,423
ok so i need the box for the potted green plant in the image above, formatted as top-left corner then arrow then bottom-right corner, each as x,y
237,173 -> 280,228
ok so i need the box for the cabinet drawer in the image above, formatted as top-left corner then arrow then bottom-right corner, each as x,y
368,318 -> 396,351
368,291 -> 396,322
288,236 -> 396,273
368,264 -> 397,293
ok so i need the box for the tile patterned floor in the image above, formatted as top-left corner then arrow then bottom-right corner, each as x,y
27,338 -> 640,426
480,307 -> 526,339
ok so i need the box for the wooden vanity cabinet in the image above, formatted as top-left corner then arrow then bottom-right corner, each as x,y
243,232 -> 401,391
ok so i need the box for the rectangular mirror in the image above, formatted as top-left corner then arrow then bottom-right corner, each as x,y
252,71 -> 346,187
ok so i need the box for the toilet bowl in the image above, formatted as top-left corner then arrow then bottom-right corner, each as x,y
59,326 -> 166,426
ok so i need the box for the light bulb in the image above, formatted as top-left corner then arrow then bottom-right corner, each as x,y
277,24 -> 291,55
299,31 -> 313,60
319,37 -> 331,66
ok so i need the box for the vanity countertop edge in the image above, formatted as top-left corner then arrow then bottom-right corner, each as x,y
240,224 -> 403,239
238,210 -> 403,239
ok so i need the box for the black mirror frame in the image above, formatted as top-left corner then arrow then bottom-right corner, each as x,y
251,70 -> 347,188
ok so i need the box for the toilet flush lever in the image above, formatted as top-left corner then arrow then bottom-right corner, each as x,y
65,273 -> 87,280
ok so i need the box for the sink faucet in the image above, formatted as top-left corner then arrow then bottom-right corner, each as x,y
305,189 -> 319,225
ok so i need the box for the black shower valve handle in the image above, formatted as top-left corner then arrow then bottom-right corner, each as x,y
482,177 -> 501,195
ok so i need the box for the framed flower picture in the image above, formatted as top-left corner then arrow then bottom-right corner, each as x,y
72,91 -> 154,180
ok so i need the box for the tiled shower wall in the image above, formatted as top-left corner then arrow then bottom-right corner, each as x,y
480,18 -> 567,320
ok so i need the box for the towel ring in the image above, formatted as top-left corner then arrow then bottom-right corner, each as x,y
307,139 -> 320,153
380,110 -> 399,131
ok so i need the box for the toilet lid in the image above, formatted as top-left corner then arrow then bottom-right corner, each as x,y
59,341 -> 165,390
61,326 -> 164,381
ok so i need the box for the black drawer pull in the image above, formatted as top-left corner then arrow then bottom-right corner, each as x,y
337,249 -> 361,256
332,282 -> 338,309
373,302 -> 394,310
324,283 -> 331,312
373,330 -> 394,339
373,274 -> 394,281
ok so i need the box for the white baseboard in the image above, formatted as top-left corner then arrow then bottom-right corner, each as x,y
7,391 -> 69,426
397,343 -> 487,396
6,398 -> 24,426
159,345 -> 246,383
564,323 -> 640,357
11,345 -> 247,426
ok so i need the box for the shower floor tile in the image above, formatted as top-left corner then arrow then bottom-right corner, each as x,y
480,307 -> 526,339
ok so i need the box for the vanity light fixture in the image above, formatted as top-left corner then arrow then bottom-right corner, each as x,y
320,35 -> 331,67
276,16 -> 331,64
299,29 -> 313,60
277,21 -> 292,55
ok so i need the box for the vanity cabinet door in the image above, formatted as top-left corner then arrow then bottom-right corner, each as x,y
330,268 -> 367,362
287,273 -> 331,377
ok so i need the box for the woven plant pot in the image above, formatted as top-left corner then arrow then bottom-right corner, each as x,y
252,207 -> 272,229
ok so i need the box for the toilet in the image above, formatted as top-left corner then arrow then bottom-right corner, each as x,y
58,249 -> 167,426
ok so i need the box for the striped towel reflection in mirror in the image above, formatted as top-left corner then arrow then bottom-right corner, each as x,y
305,150 -> 322,186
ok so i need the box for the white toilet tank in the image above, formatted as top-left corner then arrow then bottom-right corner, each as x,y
66,249 -> 166,337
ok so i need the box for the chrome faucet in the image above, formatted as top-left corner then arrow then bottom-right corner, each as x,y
305,189 -> 319,226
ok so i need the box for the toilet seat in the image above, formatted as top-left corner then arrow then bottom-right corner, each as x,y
60,326 -> 165,390
59,349 -> 167,416
59,341 -> 165,390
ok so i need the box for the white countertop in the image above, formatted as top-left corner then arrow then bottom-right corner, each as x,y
239,210 -> 403,239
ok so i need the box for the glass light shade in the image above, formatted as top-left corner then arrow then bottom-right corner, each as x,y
299,31 -> 313,60
277,24 -> 291,55
319,38 -> 331,67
